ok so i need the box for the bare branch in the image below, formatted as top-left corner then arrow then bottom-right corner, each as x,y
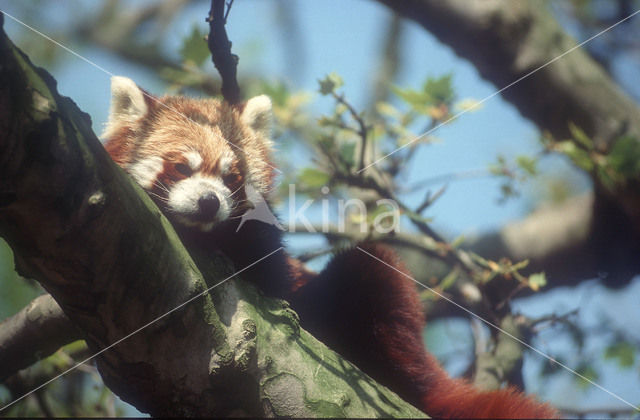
0,295 -> 81,382
206,0 -> 241,104
329,92 -> 370,173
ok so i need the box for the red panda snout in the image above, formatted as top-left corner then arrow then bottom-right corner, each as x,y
168,174 -> 234,231
125,149 -> 241,231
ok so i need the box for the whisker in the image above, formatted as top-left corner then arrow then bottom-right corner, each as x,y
154,180 -> 171,194
228,185 -> 244,197
147,191 -> 169,203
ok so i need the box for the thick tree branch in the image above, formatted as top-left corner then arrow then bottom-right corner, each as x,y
0,294 -> 81,382
472,316 -> 527,391
0,18 -> 422,418
467,193 -> 640,287
375,0 -> 640,150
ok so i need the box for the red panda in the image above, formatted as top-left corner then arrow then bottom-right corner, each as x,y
102,76 -> 558,419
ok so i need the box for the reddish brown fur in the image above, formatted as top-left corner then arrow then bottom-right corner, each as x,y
103,82 -> 557,418
291,243 -> 557,418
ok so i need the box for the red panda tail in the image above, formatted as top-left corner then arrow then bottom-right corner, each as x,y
289,242 -> 557,418
418,352 -> 558,418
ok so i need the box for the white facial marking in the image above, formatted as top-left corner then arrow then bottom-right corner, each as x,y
185,151 -> 203,171
168,175 -> 233,231
127,157 -> 164,189
219,152 -> 234,175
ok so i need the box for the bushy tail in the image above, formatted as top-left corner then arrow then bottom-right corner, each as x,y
289,242 -> 557,418
418,352 -> 557,418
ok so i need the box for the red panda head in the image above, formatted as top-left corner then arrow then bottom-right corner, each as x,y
102,76 -> 276,232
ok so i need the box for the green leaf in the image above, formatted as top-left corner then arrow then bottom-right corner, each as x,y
488,154 -> 509,176
604,342 -> 636,368
450,235 -> 465,249
439,269 -> 459,291
316,134 -> 335,151
597,165 -> 617,191
375,101 -> 402,119
260,81 -> 290,107
575,364 -> 599,390
423,74 -> 454,105
516,155 -> 538,176
555,141 -> 594,171
568,122 -> 594,150
528,272 -> 547,291
500,183 -> 517,198
392,86 -> 430,112
317,116 -> 335,127
179,26 -> 209,67
393,74 -> 455,114
338,142 -> 356,168
454,98 -> 482,112
318,72 -> 343,95
608,135 -> 640,178
298,168 -> 330,188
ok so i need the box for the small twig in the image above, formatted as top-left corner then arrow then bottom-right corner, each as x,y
206,0 -> 241,104
529,308 -> 580,329
223,0 -> 235,22
495,283 -> 528,311
415,185 -> 447,214
331,92 -> 369,173
407,168 -> 491,192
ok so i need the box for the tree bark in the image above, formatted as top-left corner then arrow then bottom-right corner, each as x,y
0,18 -> 423,418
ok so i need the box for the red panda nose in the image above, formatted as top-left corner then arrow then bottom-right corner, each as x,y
198,194 -> 220,217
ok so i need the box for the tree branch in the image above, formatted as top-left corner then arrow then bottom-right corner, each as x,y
0,294 -> 81,382
207,0 -> 241,104
472,315 -> 527,391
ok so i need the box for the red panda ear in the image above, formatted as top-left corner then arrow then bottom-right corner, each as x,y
104,76 -> 150,136
241,95 -> 272,137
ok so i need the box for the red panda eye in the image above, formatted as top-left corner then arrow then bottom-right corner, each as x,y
175,163 -> 192,176
223,172 -> 239,187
